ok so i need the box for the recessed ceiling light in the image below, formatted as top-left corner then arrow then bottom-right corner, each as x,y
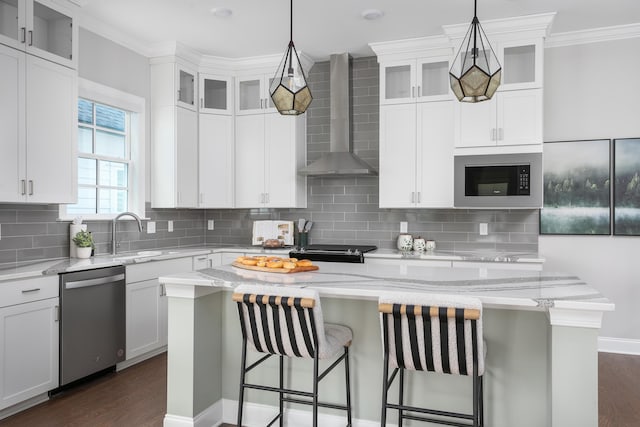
211,7 -> 232,18
361,9 -> 384,20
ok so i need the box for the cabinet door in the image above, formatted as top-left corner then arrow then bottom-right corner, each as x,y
0,44 -> 25,202
199,114 -> 234,208
497,89 -> 542,146
498,39 -> 542,90
455,97 -> 496,148
0,298 -> 59,410
126,279 -> 163,360
235,114 -> 266,207
175,107 -> 198,207
236,75 -> 265,115
264,114 -> 297,207
199,73 -> 233,115
0,0 -> 25,50
380,61 -> 416,105
379,103 -> 417,208
25,54 -> 76,203
417,101 -> 454,207
416,59 -> 451,101
176,64 -> 196,111
26,0 -> 76,69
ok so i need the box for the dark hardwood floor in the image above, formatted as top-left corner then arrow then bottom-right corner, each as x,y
0,352 -> 637,426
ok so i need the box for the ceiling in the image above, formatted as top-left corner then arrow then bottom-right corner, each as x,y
76,0 -> 640,60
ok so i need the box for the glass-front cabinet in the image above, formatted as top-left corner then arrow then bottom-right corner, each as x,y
235,74 -> 277,115
199,73 -> 233,115
380,57 -> 451,105
0,0 -> 77,69
176,64 -> 197,111
497,39 -> 542,90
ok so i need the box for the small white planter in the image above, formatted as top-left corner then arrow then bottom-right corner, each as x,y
76,246 -> 92,259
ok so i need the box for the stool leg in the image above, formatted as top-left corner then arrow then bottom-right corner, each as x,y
313,352 -> 319,427
279,355 -> 284,427
479,375 -> 484,427
381,352 -> 389,427
237,339 -> 248,427
344,346 -> 352,426
398,368 -> 405,427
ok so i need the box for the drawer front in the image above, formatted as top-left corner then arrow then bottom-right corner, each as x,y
126,257 -> 193,283
0,276 -> 59,308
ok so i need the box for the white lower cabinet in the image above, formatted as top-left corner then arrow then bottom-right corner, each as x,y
193,253 -> 223,270
125,257 -> 193,361
0,276 -> 59,411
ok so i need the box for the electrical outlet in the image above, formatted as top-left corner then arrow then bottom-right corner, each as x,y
400,221 -> 408,233
207,220 -> 215,230
479,223 -> 488,236
168,220 -> 174,232
147,221 -> 156,234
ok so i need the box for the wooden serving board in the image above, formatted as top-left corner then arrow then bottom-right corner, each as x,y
232,261 -> 319,274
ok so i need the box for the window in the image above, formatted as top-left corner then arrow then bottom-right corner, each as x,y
60,79 -> 145,220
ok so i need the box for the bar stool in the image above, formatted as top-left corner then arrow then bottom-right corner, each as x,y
378,292 -> 484,427
233,284 -> 353,427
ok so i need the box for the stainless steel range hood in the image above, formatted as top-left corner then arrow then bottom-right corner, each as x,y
299,53 -> 377,177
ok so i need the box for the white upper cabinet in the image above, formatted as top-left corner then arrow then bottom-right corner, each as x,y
0,0 -> 77,69
0,44 -> 76,203
235,73 -> 277,115
235,113 -> 306,208
199,73 -> 233,115
380,57 -> 452,105
497,39 -> 543,90
198,113 -> 234,208
150,58 -> 199,208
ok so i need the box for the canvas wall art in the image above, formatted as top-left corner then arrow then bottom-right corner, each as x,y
614,138 -> 640,235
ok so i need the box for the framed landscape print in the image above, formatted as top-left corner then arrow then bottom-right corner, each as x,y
540,139 -> 611,235
614,138 -> 640,235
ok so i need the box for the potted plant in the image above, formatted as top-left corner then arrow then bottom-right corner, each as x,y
72,230 -> 94,259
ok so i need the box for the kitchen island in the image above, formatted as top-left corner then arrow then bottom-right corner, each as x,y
159,262 -> 613,427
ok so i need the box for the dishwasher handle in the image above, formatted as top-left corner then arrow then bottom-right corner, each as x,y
64,273 -> 125,289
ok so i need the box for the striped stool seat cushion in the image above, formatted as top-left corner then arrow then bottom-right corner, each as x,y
379,292 -> 484,376
235,284 -> 353,360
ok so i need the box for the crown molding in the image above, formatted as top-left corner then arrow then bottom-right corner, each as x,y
443,12 -> 556,41
369,35 -> 452,62
546,22 -> 640,48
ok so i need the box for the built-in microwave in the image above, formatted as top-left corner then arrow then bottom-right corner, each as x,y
454,153 -> 542,208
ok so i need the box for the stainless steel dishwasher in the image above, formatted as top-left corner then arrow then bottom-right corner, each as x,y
59,265 -> 126,387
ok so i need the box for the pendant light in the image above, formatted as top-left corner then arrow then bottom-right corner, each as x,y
449,0 -> 501,103
270,0 -> 312,115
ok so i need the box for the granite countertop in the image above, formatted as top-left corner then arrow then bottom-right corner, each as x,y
159,262 -> 613,313
0,245 -> 543,282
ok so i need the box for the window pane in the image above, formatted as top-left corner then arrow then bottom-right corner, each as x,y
78,99 -> 93,124
78,157 -> 96,185
78,126 -> 93,153
99,160 -> 127,187
66,187 -> 97,214
96,130 -> 126,158
96,104 -> 125,131
98,189 -> 127,214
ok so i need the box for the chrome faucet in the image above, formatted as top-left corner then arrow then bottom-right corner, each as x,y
112,212 -> 143,255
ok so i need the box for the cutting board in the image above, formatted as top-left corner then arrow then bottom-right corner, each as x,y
232,261 -> 319,274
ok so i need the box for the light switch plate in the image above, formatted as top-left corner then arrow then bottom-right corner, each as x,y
207,220 -> 214,230
147,221 -> 156,234
400,221 -> 408,233
168,220 -> 174,232
479,223 -> 488,236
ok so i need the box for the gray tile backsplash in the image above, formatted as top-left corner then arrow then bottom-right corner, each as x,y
0,56 -> 538,265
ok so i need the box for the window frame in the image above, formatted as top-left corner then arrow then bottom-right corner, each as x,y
59,78 -> 146,221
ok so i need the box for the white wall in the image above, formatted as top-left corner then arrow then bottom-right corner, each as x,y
542,37 -> 640,350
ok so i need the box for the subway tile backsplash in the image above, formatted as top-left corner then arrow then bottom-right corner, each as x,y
0,56 -> 538,265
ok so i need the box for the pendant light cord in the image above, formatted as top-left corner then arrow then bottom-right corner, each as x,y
287,0 -> 294,73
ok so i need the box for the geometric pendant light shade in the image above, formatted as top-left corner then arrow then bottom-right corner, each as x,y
270,0 -> 312,115
449,0 -> 501,102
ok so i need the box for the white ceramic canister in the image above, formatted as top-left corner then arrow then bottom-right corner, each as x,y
397,234 -> 413,251
425,240 -> 436,251
413,237 -> 426,252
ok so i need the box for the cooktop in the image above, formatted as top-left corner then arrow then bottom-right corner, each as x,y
289,244 -> 378,263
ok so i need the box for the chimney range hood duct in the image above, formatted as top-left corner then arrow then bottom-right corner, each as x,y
299,53 -> 377,177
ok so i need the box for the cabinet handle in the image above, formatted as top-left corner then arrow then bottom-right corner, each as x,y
417,86 -> 421,97
21,179 -> 26,195
499,128 -> 504,141
200,98 -> 203,108
28,30 -> 33,46
22,288 -> 41,293
411,86 -> 415,98
29,180 -> 33,195
159,284 -> 165,297
20,27 -> 26,43
177,89 -> 181,101
417,192 -> 421,203
411,192 -> 415,203
55,305 -> 60,322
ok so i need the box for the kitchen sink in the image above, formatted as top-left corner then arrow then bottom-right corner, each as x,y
113,250 -> 163,261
